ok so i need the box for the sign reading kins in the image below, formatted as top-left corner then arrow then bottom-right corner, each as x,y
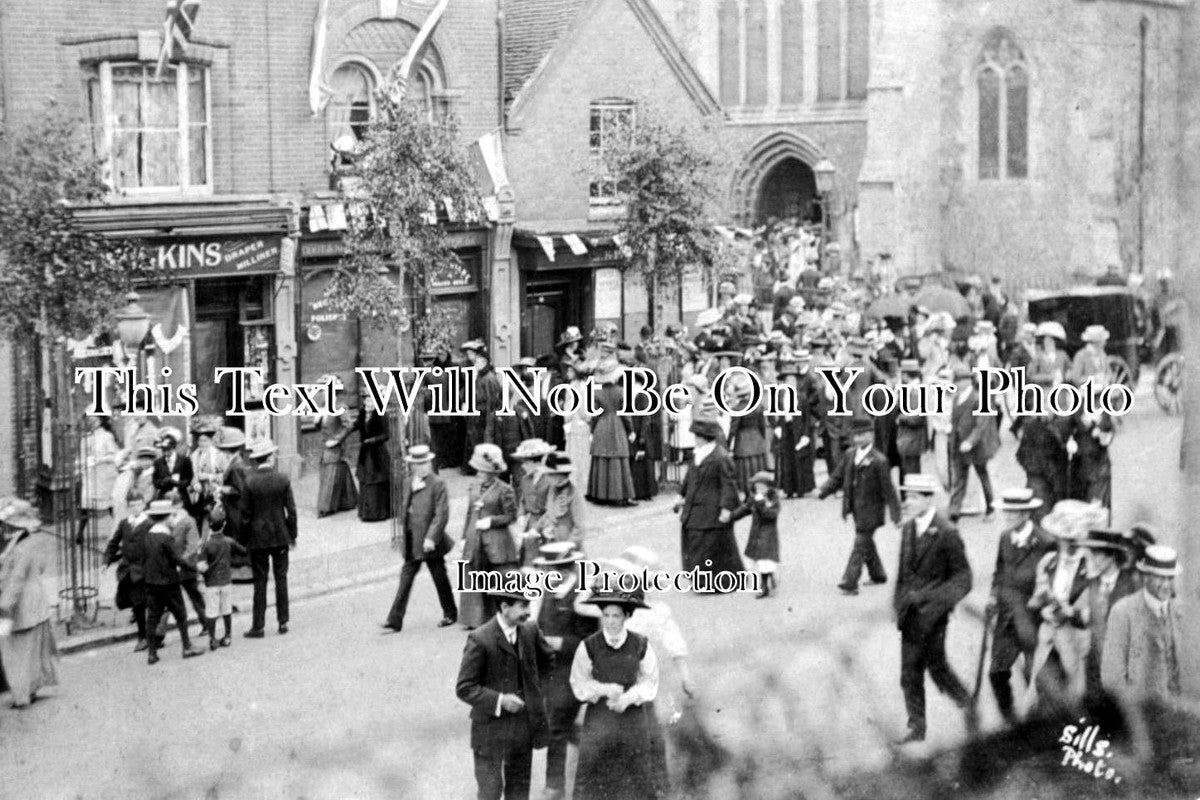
156,238 -> 283,277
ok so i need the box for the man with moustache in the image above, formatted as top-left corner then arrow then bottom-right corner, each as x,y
986,488 -> 1053,725
457,590 -> 556,800
893,474 -> 973,743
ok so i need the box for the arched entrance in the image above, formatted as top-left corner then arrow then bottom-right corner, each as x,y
755,157 -> 821,225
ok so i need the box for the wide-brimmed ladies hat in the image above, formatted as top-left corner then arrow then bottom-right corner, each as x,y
511,438 -> 553,461
215,427 -> 247,451
533,541 -> 583,568
135,445 -> 160,459
404,444 -> 435,464
1035,321 -> 1067,342
1137,545 -> 1180,578
1082,528 -> 1133,560
585,586 -> 649,611
4,514 -> 42,531
1081,325 -> 1110,344
1041,500 -> 1106,542
558,326 -> 584,346
157,426 -> 183,446
695,309 -> 722,328
543,451 -> 574,474
469,443 -> 506,474
993,487 -> 1043,512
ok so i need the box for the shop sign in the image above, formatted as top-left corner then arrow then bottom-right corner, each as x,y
155,237 -> 282,277
430,254 -> 479,292
594,268 -> 623,319
305,297 -> 350,325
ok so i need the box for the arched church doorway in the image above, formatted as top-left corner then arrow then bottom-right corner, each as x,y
754,157 -> 821,225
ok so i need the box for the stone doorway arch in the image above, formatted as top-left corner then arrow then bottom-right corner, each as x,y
731,131 -> 828,225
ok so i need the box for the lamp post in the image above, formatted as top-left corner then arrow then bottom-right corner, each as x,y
115,291 -> 151,361
813,156 -> 836,244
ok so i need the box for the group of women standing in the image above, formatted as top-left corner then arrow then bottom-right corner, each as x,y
314,377 -> 395,523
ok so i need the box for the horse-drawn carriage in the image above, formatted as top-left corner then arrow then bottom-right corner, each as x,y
1024,286 -> 1144,387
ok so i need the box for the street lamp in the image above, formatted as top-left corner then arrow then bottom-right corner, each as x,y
812,157 -> 836,273
115,291 -> 151,356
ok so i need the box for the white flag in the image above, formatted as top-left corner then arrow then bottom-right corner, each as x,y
536,236 -> 556,262
308,0 -> 331,115
309,204 -> 328,232
563,234 -> 587,256
326,203 -> 347,231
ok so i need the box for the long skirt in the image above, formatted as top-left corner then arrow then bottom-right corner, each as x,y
0,621 -> 59,707
358,482 -> 392,522
734,453 -> 769,495
681,525 -> 744,592
317,460 -> 358,516
575,702 -> 665,800
587,456 -> 634,503
631,456 -> 658,500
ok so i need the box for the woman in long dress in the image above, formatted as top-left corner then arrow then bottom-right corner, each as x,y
728,384 -> 769,496
571,588 -> 666,800
189,421 -> 227,534
587,351 -> 635,505
80,415 -> 121,545
0,514 -> 58,708
458,444 -> 519,628
317,409 -> 358,517
356,401 -> 393,522
562,361 -> 594,494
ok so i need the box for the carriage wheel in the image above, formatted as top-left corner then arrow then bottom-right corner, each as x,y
1105,355 -> 1133,389
1155,354 -> 1184,415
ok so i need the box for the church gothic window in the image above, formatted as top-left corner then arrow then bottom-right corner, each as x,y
977,29 -> 1028,180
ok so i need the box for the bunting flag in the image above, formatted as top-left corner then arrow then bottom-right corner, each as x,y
469,129 -> 510,200
309,204 -> 329,232
326,203 -> 348,231
308,0 -> 331,114
536,236 -> 557,262
562,234 -> 588,256
155,0 -> 202,79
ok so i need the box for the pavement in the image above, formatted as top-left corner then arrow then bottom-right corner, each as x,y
0,377 -> 1184,799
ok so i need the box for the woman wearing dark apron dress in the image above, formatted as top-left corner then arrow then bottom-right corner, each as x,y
570,587 -> 667,800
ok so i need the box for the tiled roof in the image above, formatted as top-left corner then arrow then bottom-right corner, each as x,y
504,0 -> 589,103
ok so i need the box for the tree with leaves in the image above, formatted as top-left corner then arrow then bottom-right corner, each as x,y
600,109 -> 726,328
326,97 -> 484,357
0,105 -> 150,343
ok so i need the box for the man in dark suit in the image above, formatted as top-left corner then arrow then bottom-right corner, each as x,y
239,439 -> 298,638
141,500 -> 206,665
893,474 -> 973,743
382,444 -> 457,632
947,368 -> 999,521
818,419 -> 901,595
456,590 -> 555,800
151,428 -> 194,502
987,487 -> 1053,724
673,419 -> 742,589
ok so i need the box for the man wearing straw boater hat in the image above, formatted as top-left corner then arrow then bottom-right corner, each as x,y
142,499 -> 206,665
1081,527 -> 1137,699
240,439 -> 297,639
1102,545 -> 1192,700
986,487 -> 1053,725
383,444 -> 457,633
530,541 -> 596,800
893,474 -> 972,743
456,587 -> 555,800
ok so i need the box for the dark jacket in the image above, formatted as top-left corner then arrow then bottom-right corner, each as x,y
679,446 -> 739,530
401,472 -> 451,562
239,465 -> 298,550
949,389 -> 1000,465
495,402 -> 538,459
200,532 -> 247,587
456,616 -> 555,756
221,454 -> 250,539
1016,415 -> 1070,487
990,524 -> 1055,647
893,511 -> 972,635
462,477 -> 519,566
152,452 -> 195,500
104,515 -> 154,584
142,525 -> 194,586
818,446 -> 901,531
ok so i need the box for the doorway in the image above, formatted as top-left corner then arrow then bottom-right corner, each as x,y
521,271 -> 592,357
756,157 -> 821,224
192,277 -> 272,419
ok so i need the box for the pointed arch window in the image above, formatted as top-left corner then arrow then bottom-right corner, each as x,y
977,30 -> 1028,180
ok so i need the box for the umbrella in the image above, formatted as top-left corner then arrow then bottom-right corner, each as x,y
915,285 -> 971,318
866,294 -> 913,319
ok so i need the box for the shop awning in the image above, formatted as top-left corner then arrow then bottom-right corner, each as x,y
71,196 -> 294,238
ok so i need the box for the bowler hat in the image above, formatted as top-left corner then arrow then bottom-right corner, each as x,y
1137,545 -> 1180,578
404,444 -> 435,464
993,487 -> 1043,511
900,474 -> 940,495
851,418 -> 874,435
689,419 -> 723,441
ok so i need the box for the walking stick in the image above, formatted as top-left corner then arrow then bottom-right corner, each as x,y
972,606 -> 996,704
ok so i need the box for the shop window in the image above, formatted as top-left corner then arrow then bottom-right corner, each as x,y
977,29 -> 1029,180
589,100 -> 634,205
85,62 -> 211,193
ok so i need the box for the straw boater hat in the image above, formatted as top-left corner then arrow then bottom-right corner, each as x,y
900,474 -> 940,495
511,438 -> 553,461
993,487 -> 1043,512
1081,324 -> 1110,344
215,427 -> 246,451
247,439 -> 279,461
1035,321 -> 1067,342
1137,545 -> 1180,578
146,499 -> 174,517
1041,500 -> 1106,542
404,444 -> 435,464
899,358 -> 922,376
468,443 -> 506,474
533,541 -> 582,568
